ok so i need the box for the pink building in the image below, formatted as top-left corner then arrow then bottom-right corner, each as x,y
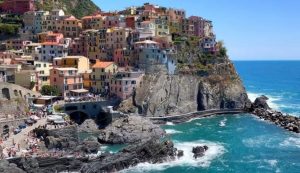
50,67 -> 85,97
109,70 -> 144,100
0,0 -> 35,14
113,48 -> 131,67
0,51 -> 20,65
69,37 -> 87,56
45,33 -> 64,43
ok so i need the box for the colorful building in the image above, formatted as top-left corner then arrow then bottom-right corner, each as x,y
50,67 -> 85,97
61,16 -> 82,38
34,61 -> 52,91
110,70 -> 144,100
40,42 -> 68,62
23,43 -> 41,60
106,27 -> 130,50
6,40 -> 32,50
82,14 -> 103,30
91,60 -> 118,93
53,56 -> 90,74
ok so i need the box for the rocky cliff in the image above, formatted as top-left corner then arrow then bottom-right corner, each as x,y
118,46 -> 251,117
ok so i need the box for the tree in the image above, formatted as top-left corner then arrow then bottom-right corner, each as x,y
41,85 -> 60,96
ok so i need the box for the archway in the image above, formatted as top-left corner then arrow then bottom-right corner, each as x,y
69,111 -> 89,125
3,125 -> 9,136
2,88 -> 10,100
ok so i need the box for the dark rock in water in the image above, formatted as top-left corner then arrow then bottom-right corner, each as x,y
192,145 -> 208,159
97,115 -> 165,144
81,140 -> 177,172
8,157 -> 88,173
253,95 -> 270,109
177,150 -> 184,158
0,159 -> 25,173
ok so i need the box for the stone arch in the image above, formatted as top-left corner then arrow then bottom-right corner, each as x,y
14,89 -> 18,97
2,88 -> 10,100
3,125 -> 9,135
69,111 -> 89,125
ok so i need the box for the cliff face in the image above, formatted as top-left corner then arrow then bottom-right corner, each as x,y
118,56 -> 251,117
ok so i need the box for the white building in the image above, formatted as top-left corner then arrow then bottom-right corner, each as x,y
39,42 -> 68,62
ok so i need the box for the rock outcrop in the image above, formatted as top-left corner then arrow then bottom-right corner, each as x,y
192,145 -> 208,159
252,96 -> 300,133
118,61 -> 251,117
253,95 -> 270,109
78,119 -> 99,132
97,115 -> 165,144
81,140 -> 177,172
0,159 -> 25,173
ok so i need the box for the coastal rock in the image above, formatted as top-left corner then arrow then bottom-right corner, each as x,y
97,115 -> 165,144
118,61 -> 251,117
177,150 -> 184,157
81,140 -> 177,172
8,157 -> 88,173
192,145 -> 208,159
0,159 -> 25,173
78,119 -> 99,132
75,141 -> 101,153
253,95 -> 270,109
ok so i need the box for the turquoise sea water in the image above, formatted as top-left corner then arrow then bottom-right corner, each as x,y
120,61 -> 300,173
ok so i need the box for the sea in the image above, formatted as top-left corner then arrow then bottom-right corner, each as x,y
105,61 -> 300,173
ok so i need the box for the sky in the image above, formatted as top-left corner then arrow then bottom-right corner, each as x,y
92,0 -> 300,60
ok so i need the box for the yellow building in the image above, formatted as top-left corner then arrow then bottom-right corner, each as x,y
82,29 -> 107,62
62,16 -> 82,38
34,61 -> 52,91
83,69 -> 92,90
82,15 -> 104,30
91,60 -> 118,93
54,56 -> 90,74
106,27 -> 130,50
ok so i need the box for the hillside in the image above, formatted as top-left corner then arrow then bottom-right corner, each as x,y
35,0 -> 100,18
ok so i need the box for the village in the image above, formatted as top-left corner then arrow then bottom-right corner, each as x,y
0,0 -> 220,160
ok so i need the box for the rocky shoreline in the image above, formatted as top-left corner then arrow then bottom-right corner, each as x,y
251,96 -> 300,133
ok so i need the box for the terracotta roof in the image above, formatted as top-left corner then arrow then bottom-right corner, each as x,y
64,16 -> 79,21
92,61 -> 114,69
41,42 -> 60,46
82,15 -> 102,19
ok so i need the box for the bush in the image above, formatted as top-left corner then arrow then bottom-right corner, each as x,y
41,85 -> 60,96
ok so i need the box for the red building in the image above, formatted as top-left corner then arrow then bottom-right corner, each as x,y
0,0 -> 35,14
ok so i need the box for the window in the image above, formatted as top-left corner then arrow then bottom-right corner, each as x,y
44,64 -> 46,67
54,77 -> 56,82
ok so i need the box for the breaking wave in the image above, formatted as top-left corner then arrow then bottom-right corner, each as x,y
121,140 -> 226,173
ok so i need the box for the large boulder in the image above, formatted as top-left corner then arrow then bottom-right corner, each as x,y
97,115 -> 165,144
253,95 -> 270,109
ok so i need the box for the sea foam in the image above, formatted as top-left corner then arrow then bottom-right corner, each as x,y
248,92 -> 281,110
121,140 -> 226,172
165,129 -> 183,134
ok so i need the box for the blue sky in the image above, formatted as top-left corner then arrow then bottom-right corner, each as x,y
92,0 -> 300,60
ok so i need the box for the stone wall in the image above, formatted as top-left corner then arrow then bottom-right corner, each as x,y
0,82 -> 40,101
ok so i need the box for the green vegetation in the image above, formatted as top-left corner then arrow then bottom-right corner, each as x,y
41,85 -> 60,96
0,23 -> 20,35
35,0 -> 100,19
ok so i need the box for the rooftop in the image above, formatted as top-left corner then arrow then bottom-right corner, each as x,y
92,61 -> 114,68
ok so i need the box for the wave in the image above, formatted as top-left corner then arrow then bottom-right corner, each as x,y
195,122 -> 202,126
247,92 -> 281,110
165,129 -> 183,134
121,140 -> 226,173
219,118 -> 227,127
280,137 -> 300,148
165,122 -> 175,126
